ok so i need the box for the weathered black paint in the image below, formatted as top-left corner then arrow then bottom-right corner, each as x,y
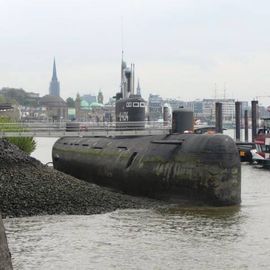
172,109 -> 193,133
115,95 -> 146,129
52,133 -> 241,206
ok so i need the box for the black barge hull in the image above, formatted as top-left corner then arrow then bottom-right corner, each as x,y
52,134 -> 241,206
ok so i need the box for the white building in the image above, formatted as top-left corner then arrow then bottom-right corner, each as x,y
202,99 -> 235,124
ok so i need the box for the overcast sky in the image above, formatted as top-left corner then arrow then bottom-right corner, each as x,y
1,0 -> 270,104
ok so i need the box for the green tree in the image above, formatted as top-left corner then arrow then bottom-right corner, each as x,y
0,95 -> 6,103
66,97 -> 75,107
0,117 -> 36,154
0,87 -> 39,107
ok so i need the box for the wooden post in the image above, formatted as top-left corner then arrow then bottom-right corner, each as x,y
251,100 -> 258,142
244,110 -> 249,142
215,102 -> 223,133
0,214 -> 13,270
235,101 -> 241,141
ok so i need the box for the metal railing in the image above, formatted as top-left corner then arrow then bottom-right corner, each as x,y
0,121 -> 171,138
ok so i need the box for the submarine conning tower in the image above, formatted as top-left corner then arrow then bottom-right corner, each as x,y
115,57 -> 146,129
52,108 -> 241,206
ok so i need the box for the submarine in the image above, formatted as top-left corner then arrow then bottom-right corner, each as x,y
52,58 -> 241,206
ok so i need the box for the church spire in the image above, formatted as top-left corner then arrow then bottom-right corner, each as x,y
49,58 -> 60,97
52,58 -> 58,80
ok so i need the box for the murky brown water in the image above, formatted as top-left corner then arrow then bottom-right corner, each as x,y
4,136 -> 270,269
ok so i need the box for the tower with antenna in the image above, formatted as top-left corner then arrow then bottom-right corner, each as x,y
115,53 -> 146,128
119,52 -> 135,99
49,58 -> 60,97
136,79 -> 141,96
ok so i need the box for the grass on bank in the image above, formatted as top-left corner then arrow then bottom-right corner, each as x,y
0,117 -> 36,154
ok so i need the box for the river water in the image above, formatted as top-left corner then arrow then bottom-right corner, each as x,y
3,135 -> 270,270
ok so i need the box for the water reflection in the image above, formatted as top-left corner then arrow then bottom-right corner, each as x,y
2,204 -> 267,270
109,205 -> 244,243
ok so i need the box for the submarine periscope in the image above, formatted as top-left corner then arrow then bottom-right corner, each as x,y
52,58 -> 241,206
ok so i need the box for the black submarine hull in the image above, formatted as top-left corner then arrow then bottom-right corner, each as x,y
52,133 -> 241,206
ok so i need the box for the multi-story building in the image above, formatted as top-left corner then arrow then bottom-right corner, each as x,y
186,100 -> 203,115
163,98 -> 185,111
148,94 -> 163,121
0,103 -> 20,120
39,95 -> 67,121
75,92 -> 111,122
81,94 -> 97,104
202,99 -> 235,125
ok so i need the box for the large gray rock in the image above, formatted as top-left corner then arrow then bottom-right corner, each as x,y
0,214 -> 13,270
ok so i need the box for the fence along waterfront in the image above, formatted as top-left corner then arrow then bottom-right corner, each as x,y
0,121 -> 171,138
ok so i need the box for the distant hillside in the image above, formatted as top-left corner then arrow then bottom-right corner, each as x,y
0,87 -> 39,107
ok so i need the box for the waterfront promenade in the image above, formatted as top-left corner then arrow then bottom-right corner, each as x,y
0,121 -> 170,138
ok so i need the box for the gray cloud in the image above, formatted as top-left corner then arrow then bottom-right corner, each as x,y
1,0 -> 270,104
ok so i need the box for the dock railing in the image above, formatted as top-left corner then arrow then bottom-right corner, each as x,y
0,121 -> 171,138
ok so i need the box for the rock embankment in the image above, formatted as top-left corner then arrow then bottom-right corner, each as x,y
0,139 -> 159,218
